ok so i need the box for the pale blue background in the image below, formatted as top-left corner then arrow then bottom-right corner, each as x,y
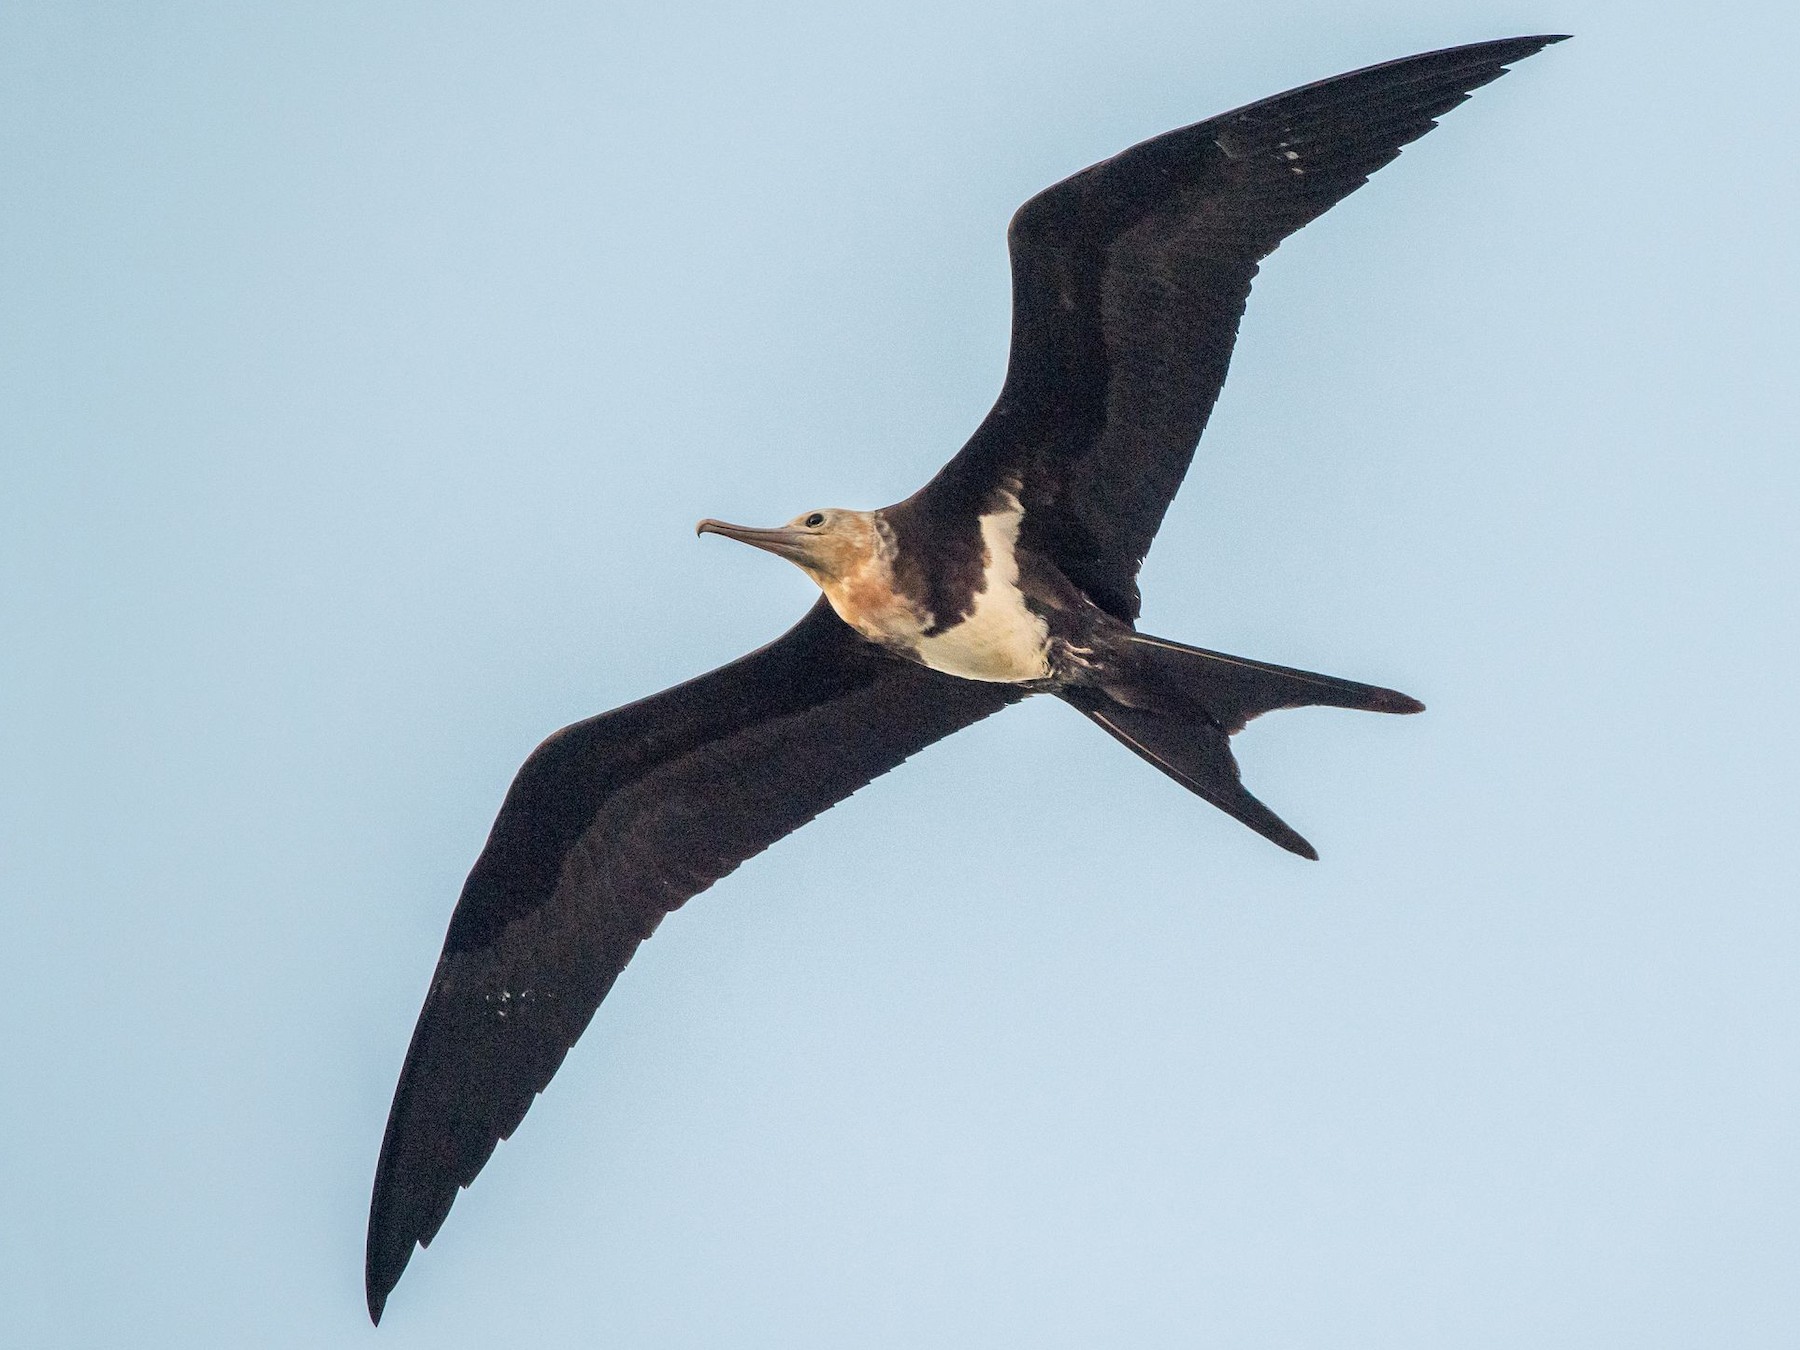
4,2 -> 1796,1345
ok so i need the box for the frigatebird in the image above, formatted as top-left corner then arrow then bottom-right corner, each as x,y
366,35 -> 1563,1321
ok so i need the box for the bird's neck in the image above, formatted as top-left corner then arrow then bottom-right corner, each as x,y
809,513 -> 925,647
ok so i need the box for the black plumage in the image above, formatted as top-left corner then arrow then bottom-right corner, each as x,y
913,34 -> 1563,621
366,36 -> 1563,1323
366,602 -> 1019,1311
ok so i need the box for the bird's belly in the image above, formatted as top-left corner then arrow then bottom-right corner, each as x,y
910,578 -> 1050,684
908,489 -> 1051,683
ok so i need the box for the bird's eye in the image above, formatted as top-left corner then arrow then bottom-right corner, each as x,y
804,512 -> 826,528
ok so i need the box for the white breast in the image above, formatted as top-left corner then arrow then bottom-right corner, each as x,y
911,496 -> 1050,683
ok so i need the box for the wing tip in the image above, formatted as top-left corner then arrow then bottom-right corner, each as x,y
1452,33 -> 1571,60
364,1225 -> 414,1326
1502,34 -> 1573,62
1471,34 -> 1572,74
366,1268 -> 394,1326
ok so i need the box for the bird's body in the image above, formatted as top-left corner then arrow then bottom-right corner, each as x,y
365,36 -> 1565,1323
891,488 -> 1060,684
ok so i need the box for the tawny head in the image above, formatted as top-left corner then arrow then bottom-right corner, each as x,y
695,508 -> 881,589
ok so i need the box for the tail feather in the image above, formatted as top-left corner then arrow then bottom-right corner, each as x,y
1125,633 -> 1424,733
1064,635 -> 1422,857
1063,690 -> 1318,859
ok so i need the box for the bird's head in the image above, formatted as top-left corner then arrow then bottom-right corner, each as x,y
696,508 -> 882,589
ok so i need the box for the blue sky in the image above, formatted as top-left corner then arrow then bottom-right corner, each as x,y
4,2 -> 1797,1346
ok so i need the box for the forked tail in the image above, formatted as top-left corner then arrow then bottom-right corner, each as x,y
1061,634 -> 1424,859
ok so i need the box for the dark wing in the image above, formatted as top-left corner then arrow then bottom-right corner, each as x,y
366,599 -> 1021,1322
914,36 -> 1565,621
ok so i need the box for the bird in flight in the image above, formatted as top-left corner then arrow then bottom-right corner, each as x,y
366,34 -> 1564,1322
